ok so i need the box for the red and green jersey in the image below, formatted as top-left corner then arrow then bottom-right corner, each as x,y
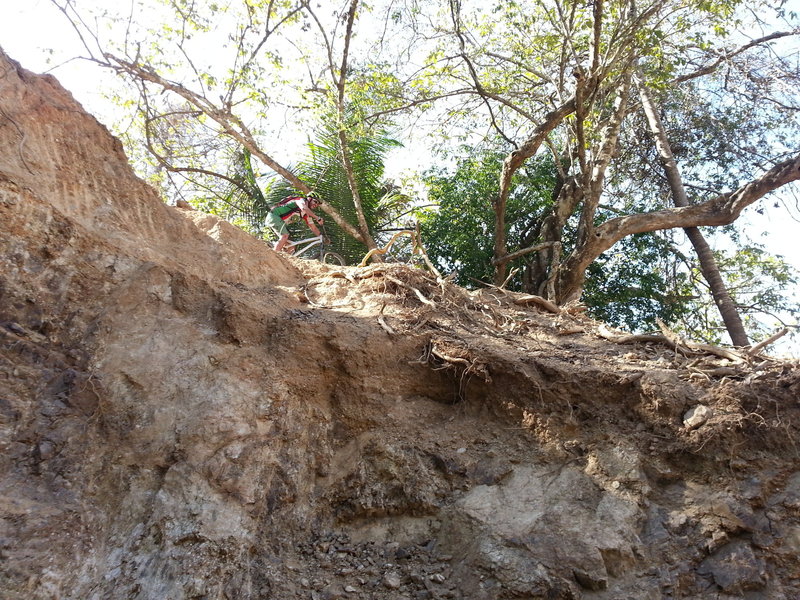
272,196 -> 309,221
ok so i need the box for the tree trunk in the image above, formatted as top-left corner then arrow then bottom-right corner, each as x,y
334,0 -> 378,253
528,178 -> 580,297
637,73 -> 750,347
683,227 -> 749,346
549,69 -> 632,304
493,98 -> 577,285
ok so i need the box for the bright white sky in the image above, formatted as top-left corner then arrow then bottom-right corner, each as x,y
1,0 -> 799,356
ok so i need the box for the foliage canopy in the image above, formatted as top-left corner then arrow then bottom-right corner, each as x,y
52,0 -> 800,349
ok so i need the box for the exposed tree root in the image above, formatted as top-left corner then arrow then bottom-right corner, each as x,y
596,320 -> 793,380
413,338 -> 491,401
384,274 -> 436,307
358,226 -> 443,280
655,318 -> 746,362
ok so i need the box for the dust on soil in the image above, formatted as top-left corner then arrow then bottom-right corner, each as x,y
2,48 -> 800,600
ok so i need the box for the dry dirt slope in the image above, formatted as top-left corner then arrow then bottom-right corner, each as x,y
1,47 -> 800,600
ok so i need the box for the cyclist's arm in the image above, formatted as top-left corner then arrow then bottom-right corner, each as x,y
302,214 -> 321,236
296,198 -> 322,222
300,202 -> 324,223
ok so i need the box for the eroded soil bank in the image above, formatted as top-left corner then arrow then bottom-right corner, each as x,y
2,48 -> 799,599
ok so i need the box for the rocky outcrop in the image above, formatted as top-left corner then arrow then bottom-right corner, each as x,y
2,47 -> 800,599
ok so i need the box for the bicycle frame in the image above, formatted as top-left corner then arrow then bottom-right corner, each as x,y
260,220 -> 346,265
284,234 -> 325,259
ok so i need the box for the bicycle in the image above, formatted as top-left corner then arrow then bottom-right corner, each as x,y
284,234 -> 346,266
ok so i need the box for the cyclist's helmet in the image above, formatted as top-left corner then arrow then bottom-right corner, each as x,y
306,191 -> 322,207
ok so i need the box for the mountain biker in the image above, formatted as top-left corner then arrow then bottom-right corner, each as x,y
266,192 -> 325,253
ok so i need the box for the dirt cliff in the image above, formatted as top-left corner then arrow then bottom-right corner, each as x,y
2,48 -> 800,600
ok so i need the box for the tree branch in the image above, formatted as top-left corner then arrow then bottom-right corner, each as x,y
492,241 -> 561,266
674,31 -> 800,84
585,153 -> 800,266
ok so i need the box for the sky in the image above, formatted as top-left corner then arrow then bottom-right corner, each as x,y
1,0 -> 799,357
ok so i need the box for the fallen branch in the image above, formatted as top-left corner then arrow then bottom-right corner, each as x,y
747,328 -> 789,356
513,294 -> 561,314
597,326 -> 667,345
656,318 -> 746,363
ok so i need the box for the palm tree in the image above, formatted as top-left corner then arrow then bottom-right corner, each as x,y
260,119 -> 402,264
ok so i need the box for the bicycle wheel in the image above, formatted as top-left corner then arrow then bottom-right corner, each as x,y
322,251 -> 346,266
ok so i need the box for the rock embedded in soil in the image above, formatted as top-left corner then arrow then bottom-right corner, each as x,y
683,404 -> 713,429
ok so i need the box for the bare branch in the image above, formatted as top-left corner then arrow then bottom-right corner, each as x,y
674,31 -> 800,84
748,328 -> 789,356
492,241 -> 561,266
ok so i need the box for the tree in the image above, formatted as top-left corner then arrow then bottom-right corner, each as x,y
420,148 -> 557,289
636,73 -> 750,346
582,231 -> 697,334
260,118 -> 402,263
383,1 -> 800,313
420,146 -> 800,345
194,147 -> 269,229
306,0 -> 380,252
678,244 -> 800,345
